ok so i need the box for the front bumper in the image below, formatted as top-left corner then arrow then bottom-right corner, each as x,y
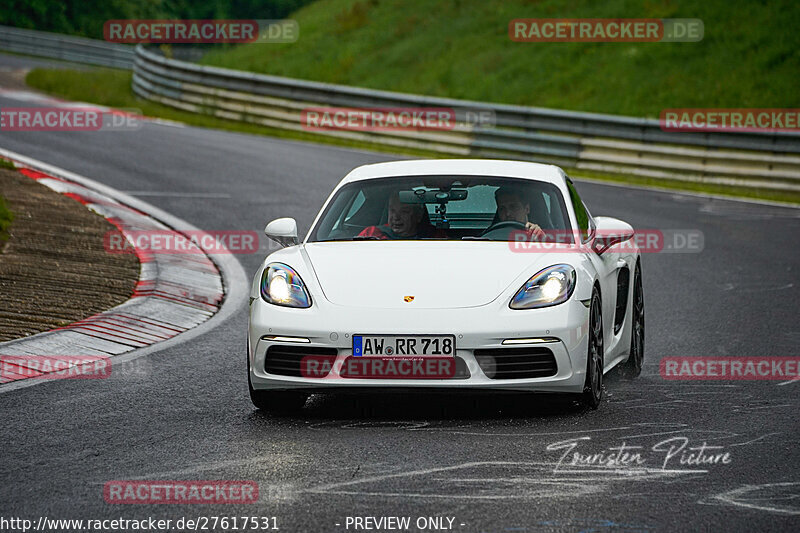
248,296 -> 590,393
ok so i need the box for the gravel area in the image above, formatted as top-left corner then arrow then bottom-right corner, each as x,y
0,167 -> 140,341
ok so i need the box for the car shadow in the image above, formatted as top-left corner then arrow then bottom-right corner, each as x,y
245,368 -> 629,424
247,388 -> 602,424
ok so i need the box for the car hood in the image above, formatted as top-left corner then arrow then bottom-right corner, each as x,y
303,241 -> 557,309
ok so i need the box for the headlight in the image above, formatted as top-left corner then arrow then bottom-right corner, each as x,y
510,264 -> 576,309
260,263 -> 311,308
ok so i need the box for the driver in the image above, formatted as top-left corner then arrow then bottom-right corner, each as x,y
491,186 -> 546,240
358,192 -> 444,239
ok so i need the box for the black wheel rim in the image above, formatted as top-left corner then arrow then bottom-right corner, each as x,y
632,268 -> 644,368
590,296 -> 603,399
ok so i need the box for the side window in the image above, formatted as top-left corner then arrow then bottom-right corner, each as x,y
566,179 -> 591,242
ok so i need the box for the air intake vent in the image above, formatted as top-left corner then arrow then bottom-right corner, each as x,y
614,267 -> 630,334
264,345 -> 337,377
474,347 -> 557,379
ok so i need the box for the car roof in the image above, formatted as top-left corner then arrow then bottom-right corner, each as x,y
339,159 -> 568,187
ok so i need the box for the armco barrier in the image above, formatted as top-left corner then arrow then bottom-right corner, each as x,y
0,24 -> 133,68
1,24 -> 798,192
131,46 -> 800,191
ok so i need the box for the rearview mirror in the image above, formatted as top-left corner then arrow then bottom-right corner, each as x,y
264,217 -> 299,248
592,216 -> 634,255
398,189 -> 468,204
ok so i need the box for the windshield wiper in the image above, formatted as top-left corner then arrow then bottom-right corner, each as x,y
314,236 -> 381,242
462,236 -> 490,240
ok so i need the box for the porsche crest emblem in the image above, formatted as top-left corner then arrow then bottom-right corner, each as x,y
403,296 -> 415,303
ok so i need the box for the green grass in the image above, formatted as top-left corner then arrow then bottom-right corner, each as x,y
200,0 -> 800,117
25,67 -> 800,205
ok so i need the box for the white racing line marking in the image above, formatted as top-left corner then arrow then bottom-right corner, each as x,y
307,421 -> 687,436
419,424 -> 777,448
709,482 -> 800,515
731,404 -> 794,410
409,422 -> 689,437
304,460 -> 707,501
299,423 -> 776,502
726,433 -> 781,447
119,457 -> 298,480
309,421 -> 777,444
719,282 -> 794,292
301,428 -> 780,501
0,148 -> 248,393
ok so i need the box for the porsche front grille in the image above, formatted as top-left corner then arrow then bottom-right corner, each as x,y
473,347 -> 558,379
264,345 -> 337,377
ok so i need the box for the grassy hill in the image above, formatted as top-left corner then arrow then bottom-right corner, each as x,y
200,0 -> 800,117
1,0 -> 313,40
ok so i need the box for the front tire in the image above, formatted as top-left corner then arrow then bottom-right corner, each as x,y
621,261 -> 644,379
249,386 -> 309,413
247,341 -> 309,413
581,287 -> 604,409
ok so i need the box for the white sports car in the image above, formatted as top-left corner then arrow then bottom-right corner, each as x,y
248,160 -> 644,411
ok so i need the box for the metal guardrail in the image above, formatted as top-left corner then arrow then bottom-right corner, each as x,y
131,46 -> 800,191
0,25 -> 133,68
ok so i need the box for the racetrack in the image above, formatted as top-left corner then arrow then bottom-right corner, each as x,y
1,82 -> 799,532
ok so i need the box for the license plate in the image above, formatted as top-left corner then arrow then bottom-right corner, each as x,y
352,335 -> 455,357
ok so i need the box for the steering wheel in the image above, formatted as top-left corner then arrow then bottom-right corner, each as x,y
481,220 -> 527,239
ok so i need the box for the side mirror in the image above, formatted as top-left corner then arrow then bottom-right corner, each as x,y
592,216 -> 634,255
264,217 -> 299,248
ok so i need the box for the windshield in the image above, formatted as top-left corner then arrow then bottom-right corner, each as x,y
309,175 -> 572,242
